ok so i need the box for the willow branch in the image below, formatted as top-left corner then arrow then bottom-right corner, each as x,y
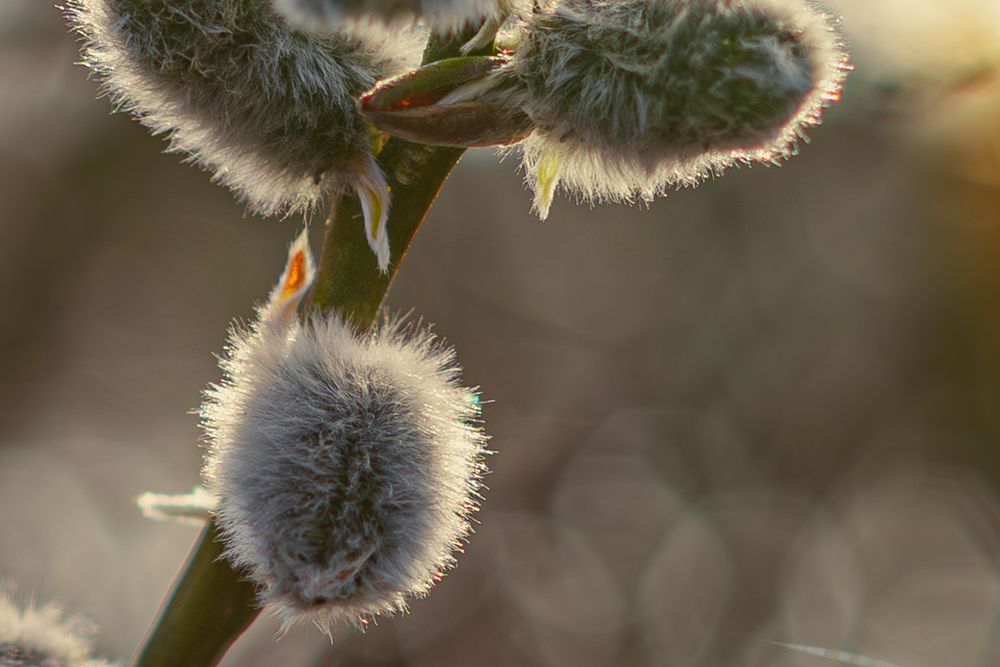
129,27 -> 483,667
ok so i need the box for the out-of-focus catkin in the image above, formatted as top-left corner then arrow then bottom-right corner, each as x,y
274,0 -> 504,33
0,589 -> 112,667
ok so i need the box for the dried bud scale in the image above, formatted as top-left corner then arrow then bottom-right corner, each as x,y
201,232 -> 488,631
0,590 -> 112,667
67,0 -> 413,268
501,0 -> 849,217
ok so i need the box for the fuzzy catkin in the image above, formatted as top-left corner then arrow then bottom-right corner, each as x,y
274,0 -> 502,33
0,590 -> 112,667
67,0 -> 415,217
502,0 -> 848,216
201,234 -> 488,630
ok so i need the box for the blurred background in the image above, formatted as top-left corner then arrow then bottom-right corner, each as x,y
2,1 -> 1000,665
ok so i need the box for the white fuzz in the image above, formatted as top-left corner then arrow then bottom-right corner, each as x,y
501,0 -> 849,217
201,236 -> 488,632
274,0 -> 504,34
136,487 -> 212,525
0,588 -> 112,667
67,0 -> 416,218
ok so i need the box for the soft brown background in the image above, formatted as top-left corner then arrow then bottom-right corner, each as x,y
2,2 -> 1000,665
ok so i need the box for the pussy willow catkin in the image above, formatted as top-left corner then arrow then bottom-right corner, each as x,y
501,0 -> 848,217
68,0 -> 419,268
0,588 -> 111,667
201,232 -> 488,631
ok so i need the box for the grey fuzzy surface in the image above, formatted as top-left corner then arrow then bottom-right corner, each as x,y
67,0 -> 417,216
0,591 -> 111,667
201,313 -> 488,631
504,0 -> 848,210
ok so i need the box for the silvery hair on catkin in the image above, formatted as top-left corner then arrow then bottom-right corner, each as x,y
201,232 -> 488,631
67,0 -> 418,217
0,588 -> 112,667
274,0 -> 503,33
502,0 -> 849,217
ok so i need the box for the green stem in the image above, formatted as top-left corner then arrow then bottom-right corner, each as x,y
310,138 -> 464,330
130,28 -> 483,667
129,523 -> 258,667
310,29 -> 483,330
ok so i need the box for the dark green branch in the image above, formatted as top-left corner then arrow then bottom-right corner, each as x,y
310,29 -> 487,331
309,139 -> 464,330
129,523 -> 258,667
